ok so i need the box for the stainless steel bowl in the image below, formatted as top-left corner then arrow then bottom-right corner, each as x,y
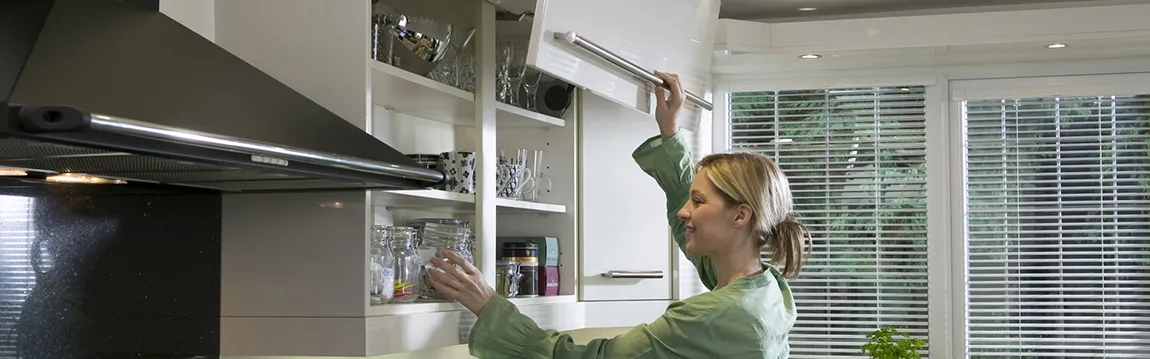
373,14 -> 453,76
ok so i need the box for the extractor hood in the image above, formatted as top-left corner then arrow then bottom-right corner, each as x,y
0,0 -> 445,192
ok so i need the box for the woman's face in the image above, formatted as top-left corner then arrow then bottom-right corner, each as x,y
677,169 -> 748,256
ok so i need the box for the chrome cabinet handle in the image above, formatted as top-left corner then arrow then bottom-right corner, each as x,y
553,31 -> 714,111
601,270 -> 665,279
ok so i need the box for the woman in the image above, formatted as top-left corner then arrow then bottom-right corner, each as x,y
428,71 -> 811,358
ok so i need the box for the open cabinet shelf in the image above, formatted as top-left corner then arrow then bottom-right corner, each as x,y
216,0 -> 605,356
370,61 -> 474,124
373,189 -> 567,214
370,61 -> 565,128
497,102 -> 566,127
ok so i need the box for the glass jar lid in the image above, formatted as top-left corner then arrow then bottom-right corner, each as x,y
407,218 -> 469,228
422,222 -> 469,245
371,225 -> 391,241
389,226 -> 418,245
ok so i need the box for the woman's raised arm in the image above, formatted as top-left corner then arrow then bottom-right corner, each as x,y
631,71 -> 718,290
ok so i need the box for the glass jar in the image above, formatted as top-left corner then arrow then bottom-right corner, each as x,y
389,227 -> 421,303
369,225 -> 395,305
407,218 -> 469,246
495,260 -> 522,297
501,242 -> 539,297
418,221 -> 474,300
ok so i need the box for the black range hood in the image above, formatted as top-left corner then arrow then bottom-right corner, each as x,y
0,0 -> 445,192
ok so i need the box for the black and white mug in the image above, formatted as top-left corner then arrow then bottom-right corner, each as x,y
438,151 -> 476,194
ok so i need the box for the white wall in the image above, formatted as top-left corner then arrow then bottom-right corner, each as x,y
716,3 -> 1150,54
159,0 -> 216,42
711,3 -> 1150,77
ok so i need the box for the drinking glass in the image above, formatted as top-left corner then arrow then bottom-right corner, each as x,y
521,69 -> 543,110
506,40 -> 529,106
496,41 -> 514,103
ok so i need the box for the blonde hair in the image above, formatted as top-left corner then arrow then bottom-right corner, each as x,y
696,153 -> 811,278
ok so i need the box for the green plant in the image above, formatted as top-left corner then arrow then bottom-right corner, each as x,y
860,327 -> 927,359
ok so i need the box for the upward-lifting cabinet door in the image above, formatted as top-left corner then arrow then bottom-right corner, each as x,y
526,0 -> 720,115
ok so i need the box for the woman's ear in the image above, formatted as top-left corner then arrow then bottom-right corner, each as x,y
732,203 -> 754,227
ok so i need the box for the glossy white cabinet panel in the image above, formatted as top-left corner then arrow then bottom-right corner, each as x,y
527,0 -> 720,116
579,92 -> 673,301
584,301 -> 674,328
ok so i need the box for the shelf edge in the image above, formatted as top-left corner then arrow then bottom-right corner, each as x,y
369,61 -> 475,102
367,295 -> 577,317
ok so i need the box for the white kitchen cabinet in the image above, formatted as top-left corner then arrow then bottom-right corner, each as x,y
578,92 -> 675,301
536,0 -> 719,303
205,0 -> 720,356
585,301 -> 675,328
527,0 -> 720,131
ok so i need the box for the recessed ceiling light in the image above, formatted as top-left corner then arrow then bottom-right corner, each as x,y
798,7 -> 818,11
799,54 -> 822,59
1047,43 -> 1068,49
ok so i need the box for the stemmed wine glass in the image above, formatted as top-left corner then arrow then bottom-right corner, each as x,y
426,26 -> 476,90
451,28 -> 476,92
521,69 -> 543,110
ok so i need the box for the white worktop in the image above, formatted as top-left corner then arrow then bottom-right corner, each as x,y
221,327 -> 634,359
372,326 -> 633,359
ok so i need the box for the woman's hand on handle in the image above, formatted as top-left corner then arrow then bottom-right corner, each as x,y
654,71 -> 686,140
427,250 -> 497,315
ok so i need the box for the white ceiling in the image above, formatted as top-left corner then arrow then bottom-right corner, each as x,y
722,0 -> 1150,21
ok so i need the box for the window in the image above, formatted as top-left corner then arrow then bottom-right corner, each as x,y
728,86 -> 931,357
962,94 -> 1150,358
0,196 -> 34,357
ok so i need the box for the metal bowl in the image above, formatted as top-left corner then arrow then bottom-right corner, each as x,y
373,14 -> 453,76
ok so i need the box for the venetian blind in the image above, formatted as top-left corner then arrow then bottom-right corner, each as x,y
0,196 -> 34,357
729,86 -> 931,358
964,95 -> 1150,358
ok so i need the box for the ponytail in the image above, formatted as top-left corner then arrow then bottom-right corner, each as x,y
762,213 -> 811,278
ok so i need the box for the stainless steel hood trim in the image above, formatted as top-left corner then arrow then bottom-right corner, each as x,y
2,0 -> 442,192
86,112 -> 445,183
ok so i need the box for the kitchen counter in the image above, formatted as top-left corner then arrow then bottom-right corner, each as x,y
221,326 -> 635,359
372,326 -> 634,359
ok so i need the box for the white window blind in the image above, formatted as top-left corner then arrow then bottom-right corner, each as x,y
0,196 -> 34,357
729,86 -> 931,358
963,94 -> 1150,358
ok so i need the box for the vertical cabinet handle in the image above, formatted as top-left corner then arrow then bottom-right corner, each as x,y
601,270 -> 665,279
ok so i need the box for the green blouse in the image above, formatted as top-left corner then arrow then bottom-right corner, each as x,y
468,133 -> 797,358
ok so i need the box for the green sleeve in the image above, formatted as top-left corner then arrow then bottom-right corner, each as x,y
468,295 -> 730,358
631,132 -> 718,290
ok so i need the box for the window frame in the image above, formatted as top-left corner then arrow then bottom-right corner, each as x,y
714,74 -> 955,357
948,72 -> 1150,358
714,58 -> 1150,358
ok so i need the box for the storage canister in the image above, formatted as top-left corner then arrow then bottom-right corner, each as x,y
501,242 -> 539,297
